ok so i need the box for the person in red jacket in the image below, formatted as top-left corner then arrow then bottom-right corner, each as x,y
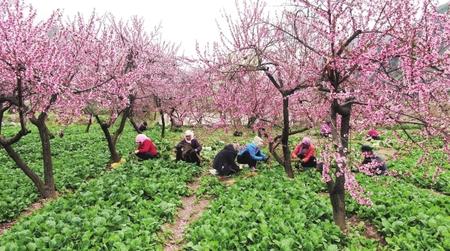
134,134 -> 158,160
291,137 -> 317,169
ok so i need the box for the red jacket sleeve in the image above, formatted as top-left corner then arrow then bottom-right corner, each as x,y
291,144 -> 301,159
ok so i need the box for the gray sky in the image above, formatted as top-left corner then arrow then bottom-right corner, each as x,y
30,0 -> 449,57
31,0 -> 266,57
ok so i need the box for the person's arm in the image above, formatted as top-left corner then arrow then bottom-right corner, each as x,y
190,139 -> 202,152
256,149 -> 267,159
302,145 -> 315,162
175,141 -> 183,161
291,144 -> 300,159
247,145 -> 264,161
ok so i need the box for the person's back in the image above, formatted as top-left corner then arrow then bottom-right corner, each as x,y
237,137 -> 267,171
213,144 -> 239,176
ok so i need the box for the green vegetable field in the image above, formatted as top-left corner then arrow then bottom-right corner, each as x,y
0,123 -> 448,250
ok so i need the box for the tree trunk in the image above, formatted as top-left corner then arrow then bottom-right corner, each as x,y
112,104 -> 132,146
281,95 -> 294,178
246,116 -> 257,128
85,114 -> 92,133
95,115 -> 121,163
327,100 -> 352,231
129,117 -> 140,133
0,141 -> 53,197
30,113 -> 57,198
328,179 -> 346,230
160,111 -> 165,138
0,102 -> 4,135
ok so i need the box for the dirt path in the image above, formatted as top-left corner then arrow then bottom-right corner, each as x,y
163,177 -> 210,251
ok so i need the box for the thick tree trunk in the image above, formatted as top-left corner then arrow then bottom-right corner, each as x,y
328,179 -> 346,230
95,115 -> 121,163
94,96 -> 134,163
160,111 -> 165,138
30,114 -> 57,198
327,100 -> 352,231
281,96 -> 294,178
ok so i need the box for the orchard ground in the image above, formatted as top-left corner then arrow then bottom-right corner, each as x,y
0,121 -> 448,250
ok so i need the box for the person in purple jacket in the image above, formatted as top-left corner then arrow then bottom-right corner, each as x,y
237,136 -> 268,171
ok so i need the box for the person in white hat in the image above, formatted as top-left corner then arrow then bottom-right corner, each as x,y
236,136 -> 268,171
175,130 -> 202,166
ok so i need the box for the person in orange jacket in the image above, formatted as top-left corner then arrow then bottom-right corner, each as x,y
291,137 -> 317,169
135,134 -> 158,160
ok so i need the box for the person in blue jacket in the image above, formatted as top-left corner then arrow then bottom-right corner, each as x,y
237,136 -> 268,171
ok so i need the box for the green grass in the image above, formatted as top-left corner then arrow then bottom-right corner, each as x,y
1,124 -> 448,250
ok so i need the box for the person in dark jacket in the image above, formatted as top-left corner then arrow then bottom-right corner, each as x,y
135,134 -> 158,160
213,143 -> 240,176
138,121 -> 148,133
360,145 -> 387,175
175,130 -> 202,166
237,136 -> 268,171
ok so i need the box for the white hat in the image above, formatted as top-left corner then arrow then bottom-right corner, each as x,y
185,130 -> 194,137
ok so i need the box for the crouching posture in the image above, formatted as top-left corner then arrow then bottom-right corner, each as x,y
175,130 -> 202,166
135,134 -> 158,160
360,145 -> 387,175
292,137 -> 317,169
212,144 -> 240,176
237,136 -> 268,171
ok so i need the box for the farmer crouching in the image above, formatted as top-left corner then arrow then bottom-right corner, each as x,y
237,136 -> 268,171
291,137 -> 317,169
175,130 -> 202,166
359,145 -> 387,175
212,143 -> 241,176
135,134 -> 158,160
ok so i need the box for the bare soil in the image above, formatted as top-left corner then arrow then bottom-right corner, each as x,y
163,178 -> 210,251
347,215 -> 387,246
